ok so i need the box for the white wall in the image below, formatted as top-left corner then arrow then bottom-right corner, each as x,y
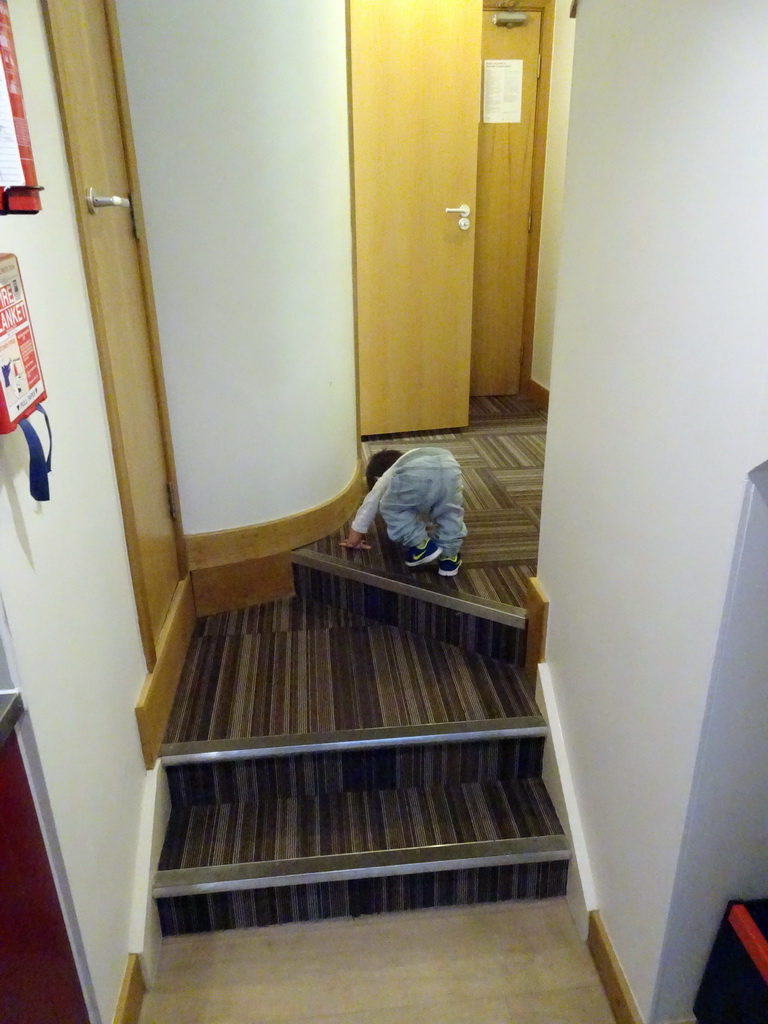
536,663 -> 596,938
0,3 -> 149,1019
129,764 -> 170,988
652,465 -> 768,1021
530,0 -> 575,392
537,1 -> 768,1019
115,1 -> 358,535
0,625 -> 11,690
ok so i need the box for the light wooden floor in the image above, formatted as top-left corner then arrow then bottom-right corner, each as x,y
139,899 -> 615,1024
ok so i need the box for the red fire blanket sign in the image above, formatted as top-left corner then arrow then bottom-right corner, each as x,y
0,253 -> 46,433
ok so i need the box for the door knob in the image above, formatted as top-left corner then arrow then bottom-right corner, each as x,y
445,204 -> 471,217
85,187 -> 131,214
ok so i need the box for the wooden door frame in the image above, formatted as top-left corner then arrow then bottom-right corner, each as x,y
344,0 -> 362,443
482,0 -> 556,403
42,1 -> 187,669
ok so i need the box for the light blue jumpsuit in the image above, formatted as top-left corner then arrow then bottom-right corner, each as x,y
352,447 -> 467,557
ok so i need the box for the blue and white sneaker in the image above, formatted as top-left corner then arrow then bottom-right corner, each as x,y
438,554 -> 462,577
404,537 -> 442,567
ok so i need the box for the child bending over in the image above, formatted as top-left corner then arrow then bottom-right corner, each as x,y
341,447 -> 466,577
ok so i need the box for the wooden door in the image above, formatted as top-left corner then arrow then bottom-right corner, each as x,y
471,11 -> 542,396
44,1 -> 183,669
351,1 -> 483,436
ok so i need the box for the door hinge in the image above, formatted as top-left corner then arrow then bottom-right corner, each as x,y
166,482 -> 178,521
528,211 -> 533,233
129,194 -> 140,241
537,52 -> 542,79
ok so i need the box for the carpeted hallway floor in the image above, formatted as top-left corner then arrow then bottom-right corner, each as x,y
309,396 -> 546,610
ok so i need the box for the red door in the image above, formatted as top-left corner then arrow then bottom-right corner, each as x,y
0,732 -> 90,1023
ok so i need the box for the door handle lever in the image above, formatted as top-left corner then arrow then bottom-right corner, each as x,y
86,187 -> 131,214
445,205 -> 471,217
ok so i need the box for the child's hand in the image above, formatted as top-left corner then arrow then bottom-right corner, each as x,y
340,530 -> 371,551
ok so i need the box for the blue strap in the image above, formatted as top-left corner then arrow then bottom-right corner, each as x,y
18,403 -> 52,501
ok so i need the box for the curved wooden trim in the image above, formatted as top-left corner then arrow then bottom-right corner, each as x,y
186,460 -> 364,571
191,553 -> 295,618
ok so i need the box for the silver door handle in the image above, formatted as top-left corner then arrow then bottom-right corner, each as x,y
86,187 -> 131,214
445,205 -> 470,217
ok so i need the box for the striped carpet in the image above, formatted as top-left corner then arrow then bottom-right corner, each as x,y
292,568 -> 527,663
157,396 -> 567,935
194,595 -> 369,637
157,863 -> 570,934
165,738 -> 545,805
159,779 -> 562,871
306,395 -> 545,609
165,626 -> 537,745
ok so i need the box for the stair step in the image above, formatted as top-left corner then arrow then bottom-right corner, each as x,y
156,862 -> 569,934
161,719 -> 546,764
193,595 -> 372,637
154,779 -> 569,899
162,625 -> 542,760
293,551 -> 527,627
293,553 -> 527,663
154,398 -> 561,935
156,835 -> 569,897
300,517 -> 537,611
165,737 -> 546,804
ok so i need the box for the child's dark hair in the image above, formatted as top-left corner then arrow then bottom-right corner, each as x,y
366,449 -> 402,491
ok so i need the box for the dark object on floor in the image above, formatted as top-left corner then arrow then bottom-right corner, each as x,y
694,899 -> 768,1023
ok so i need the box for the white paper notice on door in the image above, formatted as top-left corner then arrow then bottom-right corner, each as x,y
0,59 -> 23,186
483,59 -> 523,124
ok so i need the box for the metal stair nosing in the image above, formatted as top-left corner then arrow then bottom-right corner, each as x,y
292,548 -> 527,629
153,835 -> 571,898
159,716 -> 549,765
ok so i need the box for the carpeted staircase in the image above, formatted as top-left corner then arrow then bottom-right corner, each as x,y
154,549 -> 570,935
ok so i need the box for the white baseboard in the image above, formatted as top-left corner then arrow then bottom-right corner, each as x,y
536,662 -> 597,938
129,763 -> 170,988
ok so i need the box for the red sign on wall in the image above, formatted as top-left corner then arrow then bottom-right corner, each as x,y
0,254 -> 46,433
0,0 -> 41,213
